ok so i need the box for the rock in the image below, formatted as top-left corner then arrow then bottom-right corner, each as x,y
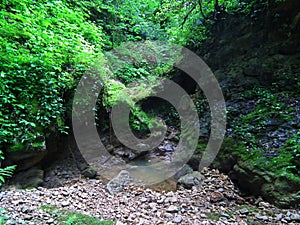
106,170 -> 133,195
149,202 -> 157,209
4,137 -> 46,171
61,200 -> 70,207
81,167 -> 97,179
46,218 -> 55,224
290,213 -> 300,222
200,213 -> 207,218
275,213 -> 283,220
239,208 -> 249,215
210,191 -> 224,203
255,214 -> 268,221
166,205 -> 178,213
24,215 -> 33,220
10,167 -> 44,188
178,171 -> 204,189
220,213 -> 230,218
173,164 -> 193,180
116,221 -> 125,225
21,206 -> 32,213
187,155 -> 200,171
173,215 -> 183,223
258,201 -> 270,208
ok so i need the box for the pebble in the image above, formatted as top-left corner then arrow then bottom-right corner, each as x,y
61,201 -> 70,207
166,205 -> 178,213
239,208 -> 249,215
290,213 -> 300,222
173,215 -> 183,223
0,165 -> 298,225
255,213 -> 268,221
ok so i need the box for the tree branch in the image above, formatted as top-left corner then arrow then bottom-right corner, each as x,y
181,3 -> 197,28
198,0 -> 208,20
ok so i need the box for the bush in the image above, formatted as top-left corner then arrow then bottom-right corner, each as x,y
0,0 -> 104,151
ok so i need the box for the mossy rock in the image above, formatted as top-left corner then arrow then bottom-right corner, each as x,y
211,137 -> 300,208
211,138 -> 243,173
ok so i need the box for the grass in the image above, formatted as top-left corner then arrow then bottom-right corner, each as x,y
40,205 -> 115,225
0,208 -> 9,225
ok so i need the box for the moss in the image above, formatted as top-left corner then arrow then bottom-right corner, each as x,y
40,205 -> 115,225
0,208 -> 9,225
204,212 -> 220,221
217,137 -> 300,183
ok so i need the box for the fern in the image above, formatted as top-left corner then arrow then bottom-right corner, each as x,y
0,150 -> 16,187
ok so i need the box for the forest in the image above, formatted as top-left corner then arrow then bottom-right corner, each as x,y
0,0 -> 299,224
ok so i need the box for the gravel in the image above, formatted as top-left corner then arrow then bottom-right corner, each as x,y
0,168 -> 299,224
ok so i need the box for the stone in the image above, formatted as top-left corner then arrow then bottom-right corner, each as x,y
255,214 -> 268,221
173,216 -> 183,223
173,164 -> 193,180
239,208 -> 249,215
46,218 -> 55,224
21,206 -> 32,213
290,213 -> 300,222
275,213 -> 283,220
220,213 -> 230,218
10,167 -> 44,188
61,201 -> 70,207
210,191 -> 224,203
178,171 -> 204,189
166,205 -> 178,213
5,137 -> 46,171
106,170 -> 133,195
116,221 -> 125,225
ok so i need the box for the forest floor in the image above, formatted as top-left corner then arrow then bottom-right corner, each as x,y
1,160 -> 300,225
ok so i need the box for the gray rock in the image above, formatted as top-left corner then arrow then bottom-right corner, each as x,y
173,164 -> 193,180
220,213 -> 230,218
10,167 -> 44,188
21,206 -> 32,213
239,208 -> 249,215
116,221 -> 125,225
166,205 -> 178,213
61,200 -> 70,207
255,214 -> 268,221
275,213 -> 283,220
178,171 -> 204,189
106,170 -> 133,195
290,213 -> 300,222
173,215 -> 183,223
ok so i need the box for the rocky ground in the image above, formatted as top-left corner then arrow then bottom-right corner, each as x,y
1,165 -> 300,225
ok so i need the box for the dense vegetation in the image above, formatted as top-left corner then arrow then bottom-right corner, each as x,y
0,0 -> 298,208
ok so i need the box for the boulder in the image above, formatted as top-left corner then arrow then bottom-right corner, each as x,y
178,171 -> 205,189
106,170 -> 133,195
173,164 -> 193,180
10,167 -> 44,188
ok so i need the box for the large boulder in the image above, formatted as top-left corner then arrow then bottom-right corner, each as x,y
177,171 -> 205,189
106,170 -> 133,195
9,167 -> 44,189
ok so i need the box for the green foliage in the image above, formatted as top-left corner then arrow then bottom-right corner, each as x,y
219,138 -> 300,182
0,0 -> 104,151
0,208 -> 9,225
224,89 -> 299,181
230,88 -> 294,148
40,205 -> 115,225
0,150 -> 16,187
98,41 -> 179,132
